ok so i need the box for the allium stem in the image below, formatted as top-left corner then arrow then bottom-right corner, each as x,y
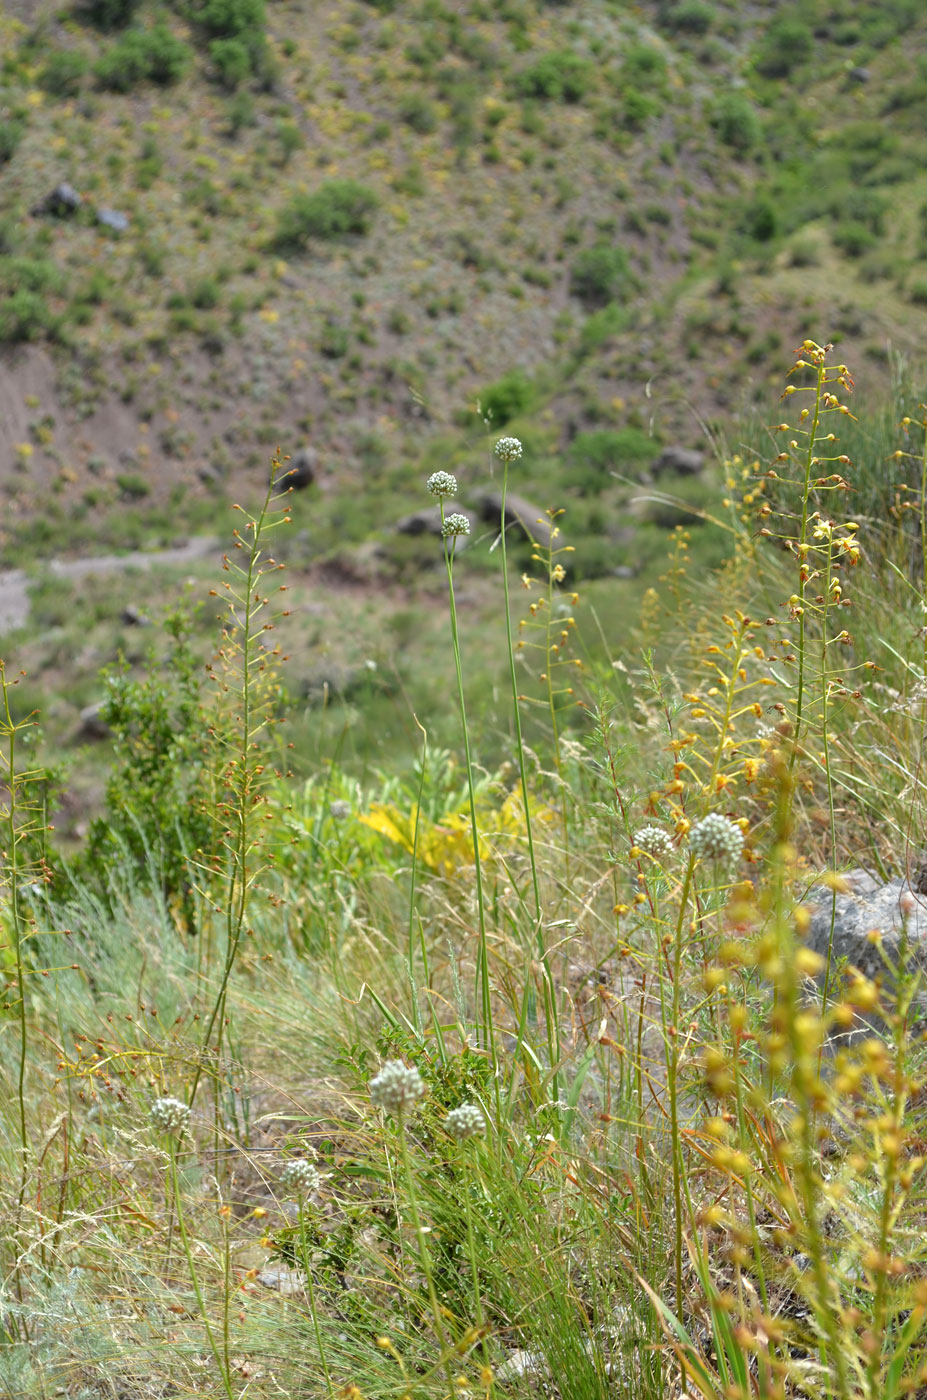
168,1141 -> 236,1400
440,508 -> 497,1083
497,456 -> 559,1094
396,1117 -> 457,1400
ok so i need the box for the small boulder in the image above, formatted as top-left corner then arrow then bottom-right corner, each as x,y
278,448 -> 316,491
805,870 -> 927,987
848,66 -> 871,83
32,183 -> 82,218
96,207 -> 130,233
120,604 -> 149,626
474,489 -> 552,546
78,702 -> 110,741
650,446 -> 705,477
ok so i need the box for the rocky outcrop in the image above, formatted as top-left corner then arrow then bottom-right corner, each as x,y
805,869 -> 927,984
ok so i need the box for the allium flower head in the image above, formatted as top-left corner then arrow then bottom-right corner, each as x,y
441,512 -> 471,539
370,1060 -> 426,1116
633,827 -> 674,859
689,813 -> 744,866
445,1103 -> 486,1142
493,437 -> 523,464
281,1159 -> 321,1196
150,1096 -> 191,1138
427,470 -> 457,499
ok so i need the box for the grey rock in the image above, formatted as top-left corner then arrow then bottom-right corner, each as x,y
474,489 -> 552,545
32,183 -> 82,217
278,448 -> 316,491
650,446 -> 705,477
805,871 -> 927,983
120,604 -> 149,626
96,207 -> 129,232
848,66 -> 871,83
78,702 -> 110,741
612,564 -> 637,579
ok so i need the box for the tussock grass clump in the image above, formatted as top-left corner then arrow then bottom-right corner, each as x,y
4,346 -> 927,1400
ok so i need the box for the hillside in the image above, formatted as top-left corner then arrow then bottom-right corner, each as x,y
3,0 -> 927,817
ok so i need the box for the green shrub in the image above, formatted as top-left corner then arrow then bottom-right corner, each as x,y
620,42 -> 666,86
658,0 -> 714,34
739,197 -> 778,242
77,0 -> 141,29
0,289 -> 54,344
619,88 -> 660,130
831,221 -> 878,257
39,48 -> 90,97
829,188 -> 888,234
569,427 -> 657,492
570,243 -> 632,306
908,279 -> 927,306
191,278 -> 221,309
578,302 -> 630,354
0,119 -> 24,165
710,92 -> 761,153
754,14 -> 813,78
94,25 -> 191,91
273,180 -> 378,249
479,369 -> 534,426
209,36 -> 251,88
197,0 -> 265,44
226,89 -> 256,134
398,93 -> 438,133
518,51 -> 592,102
275,120 -> 304,164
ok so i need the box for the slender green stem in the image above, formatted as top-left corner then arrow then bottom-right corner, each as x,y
440,515 -> 498,1092
168,1141 -> 236,1400
498,462 -> 559,1094
298,1198 -> 335,1397
397,1119 -> 457,1400
790,363 -> 826,768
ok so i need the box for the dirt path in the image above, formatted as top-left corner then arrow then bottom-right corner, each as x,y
0,537 -> 222,635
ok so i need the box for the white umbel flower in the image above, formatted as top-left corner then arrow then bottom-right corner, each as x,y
281,1159 -> 321,1196
369,1060 -> 426,1115
441,512 -> 471,538
689,813 -> 744,866
445,1103 -> 486,1142
493,437 -> 523,464
427,470 -> 458,498
150,1096 -> 191,1137
633,826 -> 674,859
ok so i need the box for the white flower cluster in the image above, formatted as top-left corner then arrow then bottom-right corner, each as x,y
441,512 -> 471,538
689,813 -> 744,866
369,1060 -> 426,1116
633,826 -> 674,859
281,1159 -> 321,1196
150,1096 -> 191,1137
493,437 -> 523,464
427,470 -> 458,499
445,1103 -> 486,1142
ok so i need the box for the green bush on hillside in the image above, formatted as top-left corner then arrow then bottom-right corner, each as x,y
569,426 -> 657,492
518,51 -> 592,102
39,49 -> 90,98
754,13 -> 814,78
657,0 -> 714,34
710,91 -> 761,154
273,180 -> 378,249
209,36 -> 251,89
77,0 -> 141,29
0,119 -> 24,165
570,243 -> 632,306
94,25 -> 192,91
479,369 -> 534,426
